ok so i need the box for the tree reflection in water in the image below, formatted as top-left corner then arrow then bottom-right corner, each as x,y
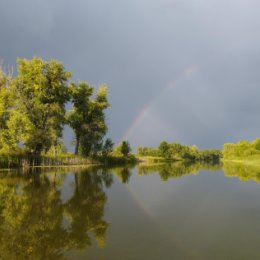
223,162 -> 260,183
0,167 -> 113,260
0,162 -> 228,260
137,161 -> 222,181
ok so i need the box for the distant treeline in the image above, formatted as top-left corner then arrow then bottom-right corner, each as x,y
223,138 -> 260,161
137,141 -> 222,163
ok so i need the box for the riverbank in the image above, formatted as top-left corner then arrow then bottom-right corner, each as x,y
136,155 -> 221,165
223,159 -> 260,167
222,155 -> 260,167
0,153 -> 220,170
0,152 -> 137,169
136,155 -> 174,163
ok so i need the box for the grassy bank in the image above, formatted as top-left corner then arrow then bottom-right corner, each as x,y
0,152 -> 138,169
99,154 -> 137,165
136,155 -> 175,163
136,154 -> 221,164
0,153 -> 93,169
222,155 -> 260,167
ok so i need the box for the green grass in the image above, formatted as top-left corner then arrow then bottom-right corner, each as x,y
222,155 -> 260,167
136,155 -> 179,163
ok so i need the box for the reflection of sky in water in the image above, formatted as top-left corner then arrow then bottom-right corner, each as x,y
74,166 -> 260,260
60,173 -> 75,203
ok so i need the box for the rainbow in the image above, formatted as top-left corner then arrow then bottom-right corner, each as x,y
119,65 -> 198,144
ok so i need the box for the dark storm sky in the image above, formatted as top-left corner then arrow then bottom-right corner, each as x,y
1,0 -> 260,150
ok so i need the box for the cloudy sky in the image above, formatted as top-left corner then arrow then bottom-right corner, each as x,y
0,0 -> 260,150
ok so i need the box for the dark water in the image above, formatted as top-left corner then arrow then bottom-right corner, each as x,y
1,162 -> 260,260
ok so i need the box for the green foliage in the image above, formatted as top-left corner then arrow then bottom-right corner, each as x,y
46,139 -> 68,157
67,81 -> 94,155
13,57 -> 71,154
253,139 -> 260,151
104,154 -> 136,165
0,57 -> 112,161
101,138 -> 114,157
0,68 -> 16,150
223,139 -> 260,160
116,141 -> 131,157
159,141 -> 170,158
105,141 -> 135,165
67,82 -> 110,156
137,142 -> 221,163
199,149 -> 222,162
137,146 -> 160,157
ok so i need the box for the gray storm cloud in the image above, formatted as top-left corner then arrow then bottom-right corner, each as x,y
0,0 -> 259,150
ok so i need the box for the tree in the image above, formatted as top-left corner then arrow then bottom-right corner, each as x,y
137,145 -> 144,156
67,82 -> 110,156
0,68 -> 9,129
101,138 -> 114,157
13,57 -> 71,154
252,138 -> 260,151
159,141 -> 169,158
80,84 -> 110,156
119,141 -> 131,157
67,82 -> 93,155
0,68 -> 13,150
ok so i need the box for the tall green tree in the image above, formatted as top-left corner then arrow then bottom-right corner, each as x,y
14,57 -> 71,154
0,68 -> 9,128
117,141 -> 131,157
0,68 -> 10,149
0,68 -> 19,151
101,138 -> 114,157
67,82 -> 110,156
159,141 -> 170,158
67,82 -> 93,155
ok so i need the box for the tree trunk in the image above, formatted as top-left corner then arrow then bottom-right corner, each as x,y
74,135 -> 80,155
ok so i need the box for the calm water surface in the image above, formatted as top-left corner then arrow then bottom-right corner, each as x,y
0,162 -> 260,260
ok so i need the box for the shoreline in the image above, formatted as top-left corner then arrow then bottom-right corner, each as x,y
222,159 -> 260,167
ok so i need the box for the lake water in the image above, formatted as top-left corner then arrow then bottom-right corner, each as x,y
0,162 -> 260,260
